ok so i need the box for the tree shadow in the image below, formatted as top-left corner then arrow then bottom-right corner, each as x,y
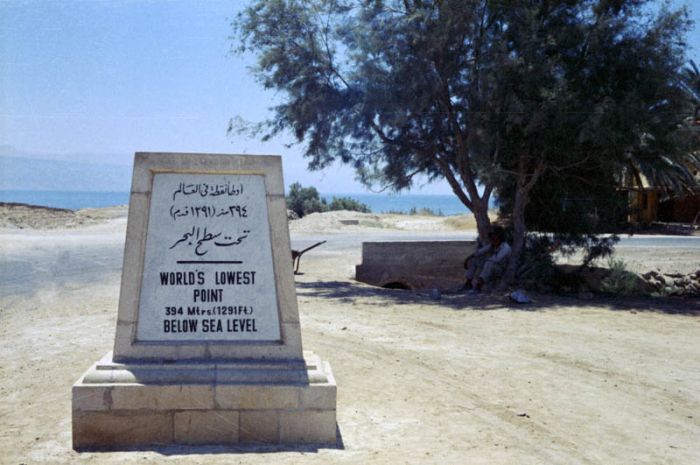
295,279 -> 700,316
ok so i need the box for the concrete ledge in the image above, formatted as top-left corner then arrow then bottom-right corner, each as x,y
80,351 -> 325,385
356,241 -> 477,290
72,351 -> 337,449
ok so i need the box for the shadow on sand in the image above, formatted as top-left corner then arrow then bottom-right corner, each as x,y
295,279 -> 700,316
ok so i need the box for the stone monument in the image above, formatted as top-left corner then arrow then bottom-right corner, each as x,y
72,153 -> 337,449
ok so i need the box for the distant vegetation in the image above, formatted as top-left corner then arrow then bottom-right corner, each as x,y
385,206 -> 444,216
286,182 -> 371,218
409,206 -> 443,216
286,183 -> 326,218
327,196 -> 371,214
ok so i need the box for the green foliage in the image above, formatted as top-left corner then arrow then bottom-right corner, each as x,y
576,235 -> 620,269
517,233 -> 620,292
682,60 -> 700,113
517,235 -> 558,292
408,206 -> 444,216
384,206 -> 444,216
327,196 -> 371,213
286,182 -> 327,218
286,183 -> 371,217
234,0 -> 696,277
497,167 -> 628,235
234,0 -> 694,192
680,60 -> 700,177
600,258 -> 643,295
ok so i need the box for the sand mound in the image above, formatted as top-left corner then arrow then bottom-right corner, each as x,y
289,210 -> 387,232
289,210 -> 479,233
0,202 -> 127,230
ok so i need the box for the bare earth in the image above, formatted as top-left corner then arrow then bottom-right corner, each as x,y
1,208 -> 699,465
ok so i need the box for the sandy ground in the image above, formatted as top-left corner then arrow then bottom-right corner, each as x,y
0,203 -> 127,230
1,209 -> 699,464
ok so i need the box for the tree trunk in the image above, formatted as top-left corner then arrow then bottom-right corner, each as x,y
471,200 -> 492,243
503,185 -> 528,283
502,154 -> 544,286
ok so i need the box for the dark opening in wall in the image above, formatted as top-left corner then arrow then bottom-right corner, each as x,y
382,281 -> 412,290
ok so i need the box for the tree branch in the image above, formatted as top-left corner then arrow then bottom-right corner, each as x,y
524,162 -> 546,192
434,153 -> 474,210
368,167 -> 424,193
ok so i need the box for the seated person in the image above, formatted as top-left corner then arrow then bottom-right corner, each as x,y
464,226 -> 511,293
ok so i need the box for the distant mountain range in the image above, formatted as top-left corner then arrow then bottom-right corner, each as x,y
0,154 -> 132,192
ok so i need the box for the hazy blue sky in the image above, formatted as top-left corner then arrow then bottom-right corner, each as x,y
1,0 -> 699,194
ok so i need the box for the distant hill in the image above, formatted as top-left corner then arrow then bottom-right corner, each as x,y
0,155 -> 132,191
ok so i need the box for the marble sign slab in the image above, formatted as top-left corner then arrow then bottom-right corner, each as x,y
112,153 -> 303,362
136,173 -> 281,341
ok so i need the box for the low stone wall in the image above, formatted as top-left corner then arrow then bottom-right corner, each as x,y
355,241 -> 477,290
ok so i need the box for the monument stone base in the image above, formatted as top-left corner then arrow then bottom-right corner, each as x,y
72,351 -> 336,449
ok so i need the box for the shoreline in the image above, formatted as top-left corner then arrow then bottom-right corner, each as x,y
1,202 -> 698,238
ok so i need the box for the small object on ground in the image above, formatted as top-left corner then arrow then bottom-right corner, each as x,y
516,412 -> 530,418
291,240 -> 327,274
509,289 -> 531,304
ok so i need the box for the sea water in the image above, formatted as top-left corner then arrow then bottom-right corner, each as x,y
0,190 -> 487,215
0,190 -> 130,210
322,193 -> 480,215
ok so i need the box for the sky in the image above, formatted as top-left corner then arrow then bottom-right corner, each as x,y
1,0 -> 699,194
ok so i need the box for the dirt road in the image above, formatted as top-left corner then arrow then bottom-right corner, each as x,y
1,216 -> 699,464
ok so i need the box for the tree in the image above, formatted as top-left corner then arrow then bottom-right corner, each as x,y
680,60 -> 700,175
682,60 -> 700,120
233,0 -> 693,280
286,182 -> 328,217
619,58 -> 700,197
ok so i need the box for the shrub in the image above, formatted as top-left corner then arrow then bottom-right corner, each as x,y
286,184 -> 372,217
600,258 -> 643,295
516,233 -> 620,293
517,234 -> 558,292
408,206 -> 444,216
328,196 -> 371,213
286,182 -> 327,218
554,233 -> 620,268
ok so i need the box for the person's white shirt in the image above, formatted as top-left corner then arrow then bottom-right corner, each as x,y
475,241 -> 511,265
488,242 -> 511,265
